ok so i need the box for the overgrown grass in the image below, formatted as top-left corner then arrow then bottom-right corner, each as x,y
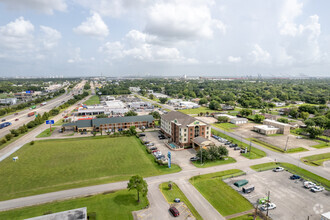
211,129 -> 266,159
311,140 -> 330,149
178,107 -> 221,115
83,95 -> 100,105
192,157 -> 236,168
248,138 -> 308,153
160,182 -> 202,220
301,153 -> 330,166
0,189 -> 148,220
0,136 -> 181,201
36,128 -> 56,138
212,123 -> 238,131
250,162 -> 330,190
189,169 -> 252,217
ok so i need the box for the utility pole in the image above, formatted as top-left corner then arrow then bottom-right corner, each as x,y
249,139 -> 252,157
266,191 -> 270,217
284,136 -> 289,152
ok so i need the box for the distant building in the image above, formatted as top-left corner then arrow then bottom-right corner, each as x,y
161,111 -> 211,148
213,114 -> 247,125
26,207 -> 87,220
253,125 -> 279,135
153,93 -> 168,99
0,98 -> 17,105
273,102 -> 286,107
254,119 -> 291,135
129,87 -> 141,92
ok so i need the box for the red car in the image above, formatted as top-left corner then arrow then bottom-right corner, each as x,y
15,118 -> 19,121
169,207 -> 179,217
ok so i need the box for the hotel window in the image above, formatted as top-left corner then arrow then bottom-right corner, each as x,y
190,133 -> 192,136
207,131 -> 209,134
184,129 -> 187,132
206,127 -> 209,130
190,128 -> 193,131
184,134 -> 186,137
202,132 -> 204,135
184,138 -> 186,141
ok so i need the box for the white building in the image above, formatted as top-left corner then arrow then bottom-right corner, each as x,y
0,98 -> 17,105
153,93 -> 168,99
179,101 -> 199,109
273,102 -> 286,107
129,87 -> 141,92
214,114 -> 248,125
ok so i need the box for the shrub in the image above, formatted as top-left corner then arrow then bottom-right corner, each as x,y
5,134 -> 13,141
1,138 -> 7,144
30,141 -> 35,145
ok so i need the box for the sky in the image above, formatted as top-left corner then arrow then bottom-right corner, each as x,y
0,0 -> 330,78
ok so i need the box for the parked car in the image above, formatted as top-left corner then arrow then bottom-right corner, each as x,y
146,143 -> 154,146
310,186 -> 324,192
190,156 -> 200,161
242,185 -> 255,194
152,150 -> 160,153
139,133 -> 146,137
225,141 -> 231,145
158,135 -> 165,139
304,181 -> 316,189
260,203 -> 276,211
290,175 -> 300,180
169,206 -> 180,217
229,144 -> 236,148
1,119 -> 5,122
273,167 -> 284,172
174,198 -> 180,203
149,147 -> 157,151
15,118 -> 19,121
258,197 -> 270,204
144,141 -> 150,144
14,113 -> 18,115
234,147 -> 241,151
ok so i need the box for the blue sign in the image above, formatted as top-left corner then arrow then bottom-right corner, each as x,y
26,91 -> 31,94
46,120 -> 54,125
168,151 -> 171,168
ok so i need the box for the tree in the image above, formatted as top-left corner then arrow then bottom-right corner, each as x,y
125,110 -> 138,116
304,119 -> 315,127
254,114 -> 265,123
127,175 -> 148,203
217,116 -> 229,123
149,94 -> 154,100
199,98 -> 208,105
240,109 -> 252,117
209,100 -> 220,110
300,112 -> 309,120
312,116 -> 328,129
289,108 -> 299,118
159,97 -> 168,104
307,127 -> 323,139
129,126 -> 137,135
149,111 -> 160,119
277,118 -> 289,123
10,129 -> 20,137
5,134 -> 13,141
96,113 -> 108,118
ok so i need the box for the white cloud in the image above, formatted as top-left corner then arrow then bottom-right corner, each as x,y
228,56 -> 241,63
0,0 -> 66,14
40,26 -> 61,49
250,44 -> 271,64
145,1 -> 225,41
67,47 -> 82,63
99,41 -> 124,59
278,0 -> 303,36
74,12 -> 109,38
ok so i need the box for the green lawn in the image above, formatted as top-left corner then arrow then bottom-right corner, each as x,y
250,162 -> 330,190
301,153 -> 330,166
192,157 -> 236,168
178,107 -> 221,115
54,119 -> 66,126
83,95 -> 100,105
0,136 -> 180,201
0,189 -> 148,220
229,214 -> 261,220
212,123 -> 238,132
248,138 -> 308,153
190,169 -> 252,217
211,129 -> 266,159
311,140 -> 330,149
36,128 -> 56,138
160,182 -> 202,220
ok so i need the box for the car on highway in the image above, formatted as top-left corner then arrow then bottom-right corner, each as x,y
310,186 -> 324,192
190,156 -> 200,161
169,206 -> 180,217
1,119 -> 5,122
273,167 -> 284,172
290,175 -> 301,180
303,181 -> 316,189
14,113 -> 18,115
260,203 -> 276,211
15,118 -> 19,121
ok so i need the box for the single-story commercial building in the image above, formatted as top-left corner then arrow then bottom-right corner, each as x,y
253,125 -> 279,135
263,119 -> 291,135
230,117 -> 248,125
63,115 -> 154,132
26,207 -> 87,220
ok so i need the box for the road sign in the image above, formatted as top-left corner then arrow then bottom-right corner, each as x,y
46,120 -> 54,125
168,151 -> 171,168
26,91 -> 31,94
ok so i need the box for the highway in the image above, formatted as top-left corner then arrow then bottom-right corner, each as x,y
0,81 -> 86,139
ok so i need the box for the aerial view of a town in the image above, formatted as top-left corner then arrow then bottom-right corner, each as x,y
0,0 -> 329,220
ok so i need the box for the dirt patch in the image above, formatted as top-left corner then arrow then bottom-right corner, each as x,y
195,117 -> 218,124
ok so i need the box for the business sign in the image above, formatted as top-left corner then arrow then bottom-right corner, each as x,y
26,91 -> 31,94
168,151 -> 171,168
46,120 -> 55,125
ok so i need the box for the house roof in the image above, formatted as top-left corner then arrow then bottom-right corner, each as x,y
161,111 -> 197,127
231,117 -> 248,121
63,115 -> 154,128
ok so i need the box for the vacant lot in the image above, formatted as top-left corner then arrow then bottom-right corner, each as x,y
83,95 -> 100,105
178,107 -> 221,115
190,169 -> 253,217
225,170 -> 330,220
233,123 -> 318,151
0,136 -> 180,201
0,189 -> 148,220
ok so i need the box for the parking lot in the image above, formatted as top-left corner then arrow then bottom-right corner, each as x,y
224,170 -> 330,220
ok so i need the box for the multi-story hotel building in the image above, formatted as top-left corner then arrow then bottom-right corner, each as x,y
161,111 -> 211,147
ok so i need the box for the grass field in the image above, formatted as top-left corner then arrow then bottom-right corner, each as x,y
160,182 -> 202,220
311,140 -> 330,149
250,162 -> 330,190
301,153 -> 330,166
192,157 -> 236,168
0,136 -> 180,201
248,138 -> 308,153
212,123 -> 238,132
190,169 -> 252,217
211,129 -> 266,159
0,189 -> 148,220
83,95 -> 100,105
229,214 -> 261,220
178,107 -> 221,115
36,128 -> 56,138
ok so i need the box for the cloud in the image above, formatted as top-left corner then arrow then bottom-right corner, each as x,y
0,0 -> 66,14
73,12 -> 109,38
40,26 -> 61,49
67,47 -> 82,63
250,44 -> 271,64
278,0 -> 303,36
99,41 -> 124,59
145,1 -> 225,41
228,56 -> 241,63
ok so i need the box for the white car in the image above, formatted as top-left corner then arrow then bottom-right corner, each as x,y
304,181 -> 316,189
273,167 -> 284,172
310,186 -> 324,192
260,203 -> 276,211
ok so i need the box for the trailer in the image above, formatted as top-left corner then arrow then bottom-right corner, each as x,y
0,122 -> 12,129
28,112 -> 36,117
